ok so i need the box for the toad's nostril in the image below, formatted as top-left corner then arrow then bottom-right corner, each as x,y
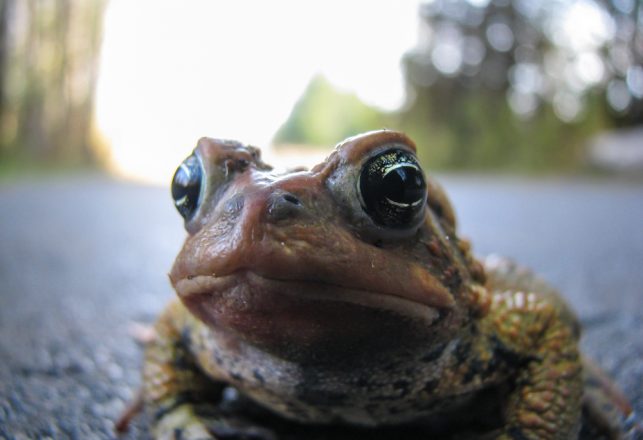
283,193 -> 301,206
267,192 -> 303,222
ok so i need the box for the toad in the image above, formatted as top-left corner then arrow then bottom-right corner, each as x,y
137,130 -> 639,439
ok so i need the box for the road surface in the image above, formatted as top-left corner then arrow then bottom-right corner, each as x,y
0,174 -> 641,438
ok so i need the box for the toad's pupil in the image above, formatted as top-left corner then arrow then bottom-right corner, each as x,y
172,155 -> 202,219
359,148 -> 427,228
382,166 -> 425,206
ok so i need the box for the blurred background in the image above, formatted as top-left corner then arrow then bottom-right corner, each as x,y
1,0 -> 642,181
1,1 -> 642,438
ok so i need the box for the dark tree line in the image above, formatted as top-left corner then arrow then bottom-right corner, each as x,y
0,0 -> 107,166
399,0 -> 642,169
404,0 -> 642,122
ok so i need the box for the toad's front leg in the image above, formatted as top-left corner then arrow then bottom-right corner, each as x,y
143,301 -> 275,440
489,291 -> 583,440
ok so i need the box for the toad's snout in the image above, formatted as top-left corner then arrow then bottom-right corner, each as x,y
169,172 -> 333,284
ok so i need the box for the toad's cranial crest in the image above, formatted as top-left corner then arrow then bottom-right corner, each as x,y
133,130 -> 639,440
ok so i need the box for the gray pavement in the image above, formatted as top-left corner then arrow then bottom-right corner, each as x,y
0,174 -> 641,439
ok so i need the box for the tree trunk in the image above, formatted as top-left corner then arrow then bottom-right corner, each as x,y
1,0 -> 108,165
0,0 -> 9,156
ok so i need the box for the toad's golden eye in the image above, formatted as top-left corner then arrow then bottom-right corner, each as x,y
358,148 -> 427,229
171,154 -> 204,220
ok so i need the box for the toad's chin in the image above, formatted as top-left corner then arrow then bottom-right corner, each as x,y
175,271 -> 441,363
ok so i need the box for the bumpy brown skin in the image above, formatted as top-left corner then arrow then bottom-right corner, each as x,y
141,131 -> 635,440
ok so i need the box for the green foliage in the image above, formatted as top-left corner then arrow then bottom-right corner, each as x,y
275,75 -> 613,172
273,76 -> 388,147
398,87 -> 611,172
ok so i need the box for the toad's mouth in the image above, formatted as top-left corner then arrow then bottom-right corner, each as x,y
179,270 -> 456,363
174,270 -> 451,350
176,270 -> 441,322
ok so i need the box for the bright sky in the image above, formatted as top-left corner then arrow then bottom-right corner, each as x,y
95,0 -> 421,183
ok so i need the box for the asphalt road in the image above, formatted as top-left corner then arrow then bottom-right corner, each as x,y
0,174 -> 641,439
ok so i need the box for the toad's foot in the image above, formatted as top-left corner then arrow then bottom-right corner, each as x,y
154,403 -> 276,440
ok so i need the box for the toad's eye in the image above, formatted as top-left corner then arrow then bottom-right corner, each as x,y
171,154 -> 204,220
358,149 -> 427,228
